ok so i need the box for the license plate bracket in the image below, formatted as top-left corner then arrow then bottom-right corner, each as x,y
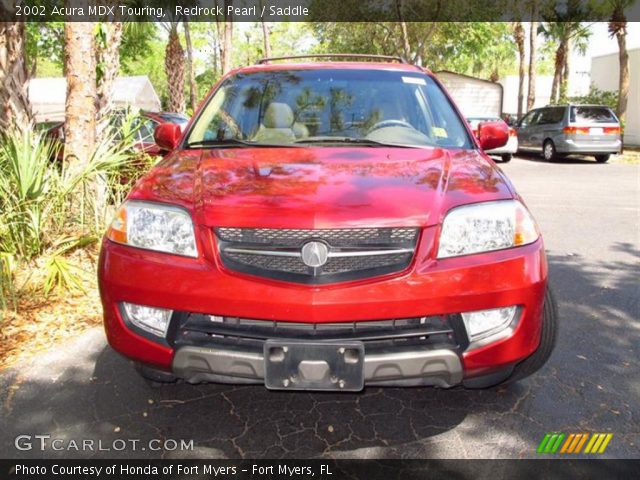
264,340 -> 364,391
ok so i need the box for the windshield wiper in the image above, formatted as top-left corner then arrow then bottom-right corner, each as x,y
185,138 -> 294,149
293,136 -> 416,148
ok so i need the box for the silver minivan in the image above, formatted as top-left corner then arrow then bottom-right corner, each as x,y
516,104 -> 622,162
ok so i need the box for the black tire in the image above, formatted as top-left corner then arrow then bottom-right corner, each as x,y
543,140 -> 557,162
595,154 -> 610,163
135,363 -> 177,384
501,154 -> 512,163
505,287 -> 558,384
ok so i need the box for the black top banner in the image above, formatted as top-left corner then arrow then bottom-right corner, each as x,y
1,0 -> 640,22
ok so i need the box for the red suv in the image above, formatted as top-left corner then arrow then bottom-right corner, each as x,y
98,55 -> 557,391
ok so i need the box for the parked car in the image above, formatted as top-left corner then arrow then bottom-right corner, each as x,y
467,116 -> 518,162
99,55 -> 557,391
516,104 -> 621,162
45,110 -> 190,158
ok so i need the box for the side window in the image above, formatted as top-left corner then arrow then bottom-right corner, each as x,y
519,110 -> 538,128
549,107 -> 566,124
138,119 -> 159,143
537,108 -> 554,125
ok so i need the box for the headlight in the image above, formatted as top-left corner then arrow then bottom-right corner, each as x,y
107,201 -> 197,257
437,200 -> 538,258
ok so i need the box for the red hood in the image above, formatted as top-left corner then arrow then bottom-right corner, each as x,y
130,147 -> 514,228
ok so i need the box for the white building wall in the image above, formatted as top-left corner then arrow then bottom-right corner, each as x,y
499,73 -> 590,117
436,72 -> 503,118
591,49 -> 640,146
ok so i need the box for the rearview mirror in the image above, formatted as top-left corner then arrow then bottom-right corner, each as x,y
477,121 -> 509,151
154,123 -> 182,152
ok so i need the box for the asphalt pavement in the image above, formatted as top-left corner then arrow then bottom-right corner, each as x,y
1,154 -> 638,459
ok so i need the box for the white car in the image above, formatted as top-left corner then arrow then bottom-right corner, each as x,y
467,117 -> 518,162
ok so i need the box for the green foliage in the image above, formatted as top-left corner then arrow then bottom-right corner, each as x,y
26,22 -> 64,76
0,252 -> 17,312
568,86 -> 619,110
312,22 -> 518,81
0,116 -> 142,298
43,235 -> 97,295
121,39 -> 169,108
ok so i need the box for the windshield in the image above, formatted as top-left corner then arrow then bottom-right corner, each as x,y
186,69 -> 472,149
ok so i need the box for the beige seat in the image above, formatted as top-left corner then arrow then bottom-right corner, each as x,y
252,103 -> 308,143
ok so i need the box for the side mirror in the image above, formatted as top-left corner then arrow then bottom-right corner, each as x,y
477,121 -> 509,151
154,123 -> 182,152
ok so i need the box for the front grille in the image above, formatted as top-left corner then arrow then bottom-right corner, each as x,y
217,227 -> 418,247
216,227 -> 419,284
173,313 -> 461,352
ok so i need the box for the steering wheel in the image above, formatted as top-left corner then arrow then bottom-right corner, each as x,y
368,119 -> 415,133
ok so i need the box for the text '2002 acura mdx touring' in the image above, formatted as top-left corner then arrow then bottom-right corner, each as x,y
99,55 -> 557,391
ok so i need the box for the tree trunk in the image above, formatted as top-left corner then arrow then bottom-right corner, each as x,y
165,26 -> 185,113
64,20 -> 96,173
261,21 -> 272,58
96,20 -> 123,141
615,25 -> 629,124
221,2 -> 234,74
527,19 -> 538,110
559,37 -> 571,103
514,22 -> 525,119
183,19 -> 198,112
0,21 -> 33,134
396,0 -> 411,61
550,41 -> 566,104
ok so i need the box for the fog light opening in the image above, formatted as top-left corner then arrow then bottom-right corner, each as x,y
123,302 -> 173,337
461,306 -> 518,344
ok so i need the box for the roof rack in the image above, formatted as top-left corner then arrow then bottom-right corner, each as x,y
257,54 -> 408,65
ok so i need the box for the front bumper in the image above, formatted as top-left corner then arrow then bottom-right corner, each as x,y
98,226 -> 547,387
173,345 -> 463,388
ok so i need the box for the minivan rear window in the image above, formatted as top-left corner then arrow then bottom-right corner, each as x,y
570,107 -> 617,124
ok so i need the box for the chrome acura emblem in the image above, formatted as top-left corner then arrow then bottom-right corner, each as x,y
301,241 -> 329,267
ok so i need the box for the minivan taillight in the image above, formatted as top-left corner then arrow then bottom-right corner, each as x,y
509,128 -> 517,137
563,126 -> 590,135
603,126 -> 621,135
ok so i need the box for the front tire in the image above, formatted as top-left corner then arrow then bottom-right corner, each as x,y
135,363 -> 178,384
595,154 -> 610,163
501,154 -> 512,163
543,140 -> 557,162
506,288 -> 558,384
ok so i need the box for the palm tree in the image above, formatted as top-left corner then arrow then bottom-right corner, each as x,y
218,1 -> 234,74
513,22 -> 526,118
609,0 -> 631,125
63,20 -> 96,173
261,21 -> 272,58
163,22 -> 186,112
96,19 -> 123,140
396,0 -> 411,61
184,19 -> 198,111
540,22 -> 590,104
0,20 -> 33,134
527,16 -> 538,111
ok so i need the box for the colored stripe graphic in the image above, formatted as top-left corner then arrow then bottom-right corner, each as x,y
539,433 -> 613,454
537,433 -> 565,453
585,433 -> 613,454
574,433 -> 589,453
